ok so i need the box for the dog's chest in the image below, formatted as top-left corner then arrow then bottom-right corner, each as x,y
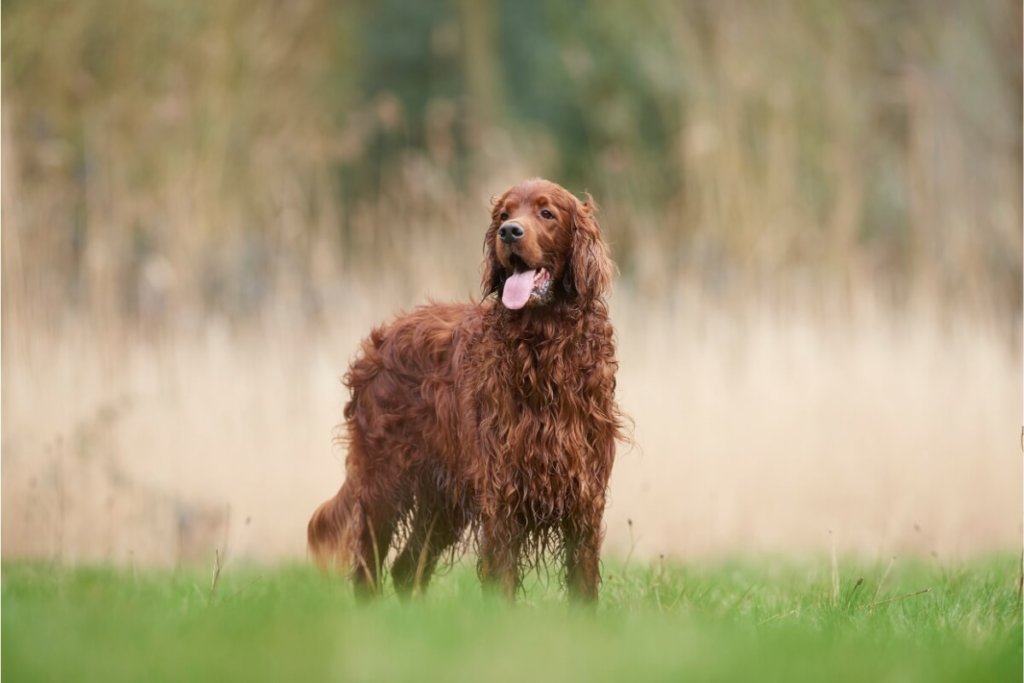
488,349 -> 596,461
468,318 -> 608,457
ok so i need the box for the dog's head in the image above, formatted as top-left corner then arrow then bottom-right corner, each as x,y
482,178 -> 613,310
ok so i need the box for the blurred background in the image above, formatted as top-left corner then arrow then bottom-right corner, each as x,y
2,0 -> 1021,568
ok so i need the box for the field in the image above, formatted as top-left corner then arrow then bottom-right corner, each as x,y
3,1 -> 1020,681
3,557 -> 1020,682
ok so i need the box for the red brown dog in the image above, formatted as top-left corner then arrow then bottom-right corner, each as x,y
308,178 -> 624,600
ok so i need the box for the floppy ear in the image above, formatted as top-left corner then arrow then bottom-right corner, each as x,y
481,195 -> 506,298
568,194 -> 614,302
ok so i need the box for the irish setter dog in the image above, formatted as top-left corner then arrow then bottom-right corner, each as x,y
308,178 -> 623,601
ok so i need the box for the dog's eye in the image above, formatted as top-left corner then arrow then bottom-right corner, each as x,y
540,209 -> 554,220
499,211 -> 509,222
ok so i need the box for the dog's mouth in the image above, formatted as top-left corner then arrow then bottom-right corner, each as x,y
502,258 -> 552,310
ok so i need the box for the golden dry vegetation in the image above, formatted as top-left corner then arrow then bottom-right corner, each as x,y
2,0 -> 1020,567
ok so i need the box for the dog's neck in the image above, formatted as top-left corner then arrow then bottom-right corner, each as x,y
486,297 -> 610,345
480,297 -> 613,409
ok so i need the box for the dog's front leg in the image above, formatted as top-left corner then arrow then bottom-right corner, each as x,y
564,497 -> 605,602
477,516 -> 522,600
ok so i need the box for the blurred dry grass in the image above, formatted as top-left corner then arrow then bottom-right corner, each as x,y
3,292 -> 1019,566
2,0 -> 1021,566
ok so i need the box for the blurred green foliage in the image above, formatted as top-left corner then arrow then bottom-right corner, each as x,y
2,0 -> 1020,325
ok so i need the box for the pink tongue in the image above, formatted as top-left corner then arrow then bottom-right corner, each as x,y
502,269 -> 536,310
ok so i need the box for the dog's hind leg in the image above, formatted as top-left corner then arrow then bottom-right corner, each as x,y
392,503 -> 466,598
307,473 -> 406,598
348,495 -> 401,598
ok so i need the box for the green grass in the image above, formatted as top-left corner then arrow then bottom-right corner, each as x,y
3,556 -> 1021,682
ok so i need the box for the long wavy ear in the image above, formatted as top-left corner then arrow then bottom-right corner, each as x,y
480,194 -> 506,298
568,194 -> 614,303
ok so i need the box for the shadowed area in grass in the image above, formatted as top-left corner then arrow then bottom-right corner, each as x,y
3,557 -> 1020,682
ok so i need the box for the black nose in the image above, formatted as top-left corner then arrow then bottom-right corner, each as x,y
498,222 -> 525,244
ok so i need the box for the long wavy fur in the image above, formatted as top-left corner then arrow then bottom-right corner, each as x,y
308,179 -> 625,600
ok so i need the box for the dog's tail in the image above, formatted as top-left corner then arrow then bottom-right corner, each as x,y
307,484 -> 358,572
